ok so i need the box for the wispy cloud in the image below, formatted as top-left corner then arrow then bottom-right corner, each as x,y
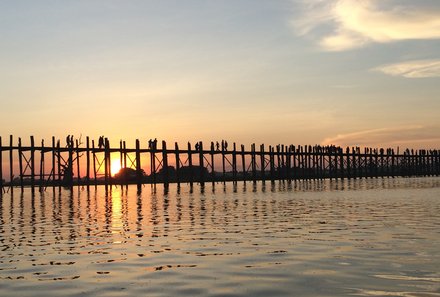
293,0 -> 440,51
322,126 -> 440,148
374,59 -> 440,78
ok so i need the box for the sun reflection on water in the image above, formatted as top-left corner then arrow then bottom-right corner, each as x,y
111,190 -> 123,242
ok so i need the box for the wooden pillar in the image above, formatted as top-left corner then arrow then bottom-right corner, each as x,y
391,148 -> 395,178
175,142 -> 181,186
135,139 -> 142,192
286,145 -> 292,181
210,142 -> 215,185
345,147 -> 351,179
86,137 -> 90,189
260,144 -> 265,182
92,140 -> 97,188
51,137 -> 56,187
292,145 -> 297,180
221,142 -> 226,184
251,144 -> 257,183
104,138 -> 109,192
305,145 -> 310,179
351,147 -> 356,178
57,140 -> 61,190
435,150 -> 440,176
151,142 -> 156,185
300,146 -> 305,179
30,136 -> 35,192
311,145 -> 315,179
162,140 -> 169,185
75,139 -> 80,186
66,136 -> 73,188
39,139 -> 44,191
9,135 -> 13,192
18,137 -> 23,190
123,141 -> 127,169
276,145 -> 281,180
339,147 -> 344,180
241,144 -> 246,182
119,140 -> 123,170
199,141 -> 205,186
188,142 -> 193,187
232,143 -> 237,183
269,146 -> 275,182
281,145 -> 286,180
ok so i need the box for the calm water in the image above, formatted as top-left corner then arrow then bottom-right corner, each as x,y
1,178 -> 440,297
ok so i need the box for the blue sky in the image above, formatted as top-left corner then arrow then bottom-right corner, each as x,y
0,0 -> 439,148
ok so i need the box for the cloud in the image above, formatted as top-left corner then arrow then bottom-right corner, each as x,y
322,126 -> 440,148
374,59 -> 440,78
293,0 -> 440,51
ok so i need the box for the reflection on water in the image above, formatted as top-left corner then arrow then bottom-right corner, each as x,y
0,177 -> 440,297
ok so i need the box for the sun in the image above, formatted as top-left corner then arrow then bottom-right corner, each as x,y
111,158 -> 122,176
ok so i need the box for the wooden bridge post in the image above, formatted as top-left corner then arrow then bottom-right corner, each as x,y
151,141 -> 157,185
391,148 -> 395,177
232,143 -> 237,183
86,137 -> 90,189
210,142 -> 215,185
351,147 -> 356,178
162,140 -> 169,185
241,144 -> 246,182
305,145 -> 310,179
18,138 -> 23,190
92,140 -> 97,188
292,145 -> 297,180
300,145 -> 305,179
281,145 -> 286,180
251,144 -> 257,183
288,145 -> 293,181
221,142 -> 226,184
39,139 -> 44,191
123,141 -> 127,169
56,140 -> 61,191
51,137 -> 56,189
119,140 -> 124,183
9,135 -> 13,192
175,142 -> 180,186
104,138 -> 109,192
311,145 -> 316,179
428,150 -> 433,176
275,145 -> 281,180
198,141 -> 205,186
188,142 -> 193,187
30,136 -> 35,192
269,146 -> 275,182
135,139 -> 142,193
339,147 -> 344,180
75,139 -> 81,186
260,144 -> 265,182
435,150 -> 440,176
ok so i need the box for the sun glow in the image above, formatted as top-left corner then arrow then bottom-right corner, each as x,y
111,158 -> 122,176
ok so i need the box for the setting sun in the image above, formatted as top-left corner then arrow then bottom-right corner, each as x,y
111,158 -> 122,176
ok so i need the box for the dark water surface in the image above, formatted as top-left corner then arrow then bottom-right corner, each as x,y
1,178 -> 440,296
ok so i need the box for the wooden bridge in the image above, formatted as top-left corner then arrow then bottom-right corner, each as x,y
0,135 -> 439,194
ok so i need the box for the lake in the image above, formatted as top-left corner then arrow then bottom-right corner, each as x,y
1,177 -> 440,296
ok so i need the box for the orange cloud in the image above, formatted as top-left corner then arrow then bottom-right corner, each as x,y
321,126 -> 440,148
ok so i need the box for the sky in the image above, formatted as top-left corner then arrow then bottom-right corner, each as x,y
1,0 -> 439,149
